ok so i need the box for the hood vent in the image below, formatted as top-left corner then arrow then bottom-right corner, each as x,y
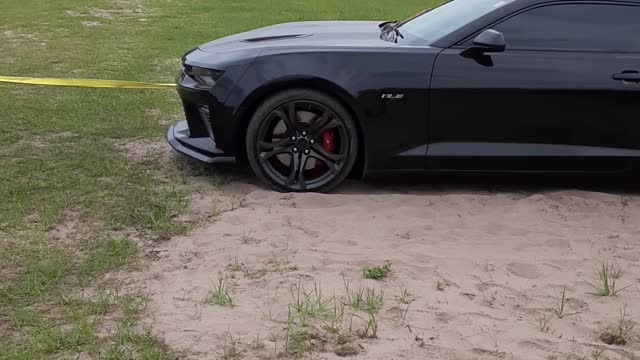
243,34 -> 311,42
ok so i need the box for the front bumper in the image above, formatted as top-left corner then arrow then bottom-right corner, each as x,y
167,120 -> 236,164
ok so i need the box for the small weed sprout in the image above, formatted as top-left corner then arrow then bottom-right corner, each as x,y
600,305 -> 636,346
206,274 -> 234,307
535,312 -> 552,333
398,288 -> 411,304
553,287 -> 567,318
362,262 -> 392,280
252,333 -> 265,351
221,334 -> 242,360
552,287 -> 579,319
227,258 -> 243,272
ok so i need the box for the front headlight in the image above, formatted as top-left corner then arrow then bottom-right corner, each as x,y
183,65 -> 224,88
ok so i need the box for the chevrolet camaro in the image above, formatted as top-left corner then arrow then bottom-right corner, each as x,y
168,0 -> 640,192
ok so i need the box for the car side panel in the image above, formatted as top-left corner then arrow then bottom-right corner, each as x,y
222,48 -> 440,173
428,49 -> 640,171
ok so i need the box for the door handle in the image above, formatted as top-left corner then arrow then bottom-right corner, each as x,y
613,70 -> 640,82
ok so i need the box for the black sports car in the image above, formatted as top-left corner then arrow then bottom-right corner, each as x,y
168,0 -> 640,192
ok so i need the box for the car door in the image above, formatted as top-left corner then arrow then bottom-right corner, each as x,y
428,2 -> 640,172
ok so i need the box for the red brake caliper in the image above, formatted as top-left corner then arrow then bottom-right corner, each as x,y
314,129 -> 335,169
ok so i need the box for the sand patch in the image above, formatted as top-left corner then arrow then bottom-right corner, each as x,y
2,29 -> 38,41
47,206 -> 86,246
0,28 -> 46,53
65,0 -> 151,24
6,131 -> 78,154
112,138 -> 173,163
81,21 -> 102,27
120,180 -> 640,359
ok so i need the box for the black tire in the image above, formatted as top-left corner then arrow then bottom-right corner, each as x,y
246,89 -> 359,192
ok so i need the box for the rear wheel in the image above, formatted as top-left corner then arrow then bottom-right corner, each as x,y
246,89 -> 358,192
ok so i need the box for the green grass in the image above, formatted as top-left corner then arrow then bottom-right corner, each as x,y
0,0 -> 438,357
80,237 -> 137,278
362,263 -> 392,280
0,240 -> 71,303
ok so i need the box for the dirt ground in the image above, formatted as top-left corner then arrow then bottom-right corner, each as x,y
120,163 -> 640,359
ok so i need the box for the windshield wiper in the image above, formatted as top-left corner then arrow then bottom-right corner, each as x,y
392,25 -> 404,40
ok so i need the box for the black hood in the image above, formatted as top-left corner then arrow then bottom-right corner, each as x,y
198,21 -> 392,53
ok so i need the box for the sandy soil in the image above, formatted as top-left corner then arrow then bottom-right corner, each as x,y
121,170 -> 640,359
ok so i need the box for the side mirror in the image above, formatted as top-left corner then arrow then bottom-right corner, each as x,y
473,29 -> 506,53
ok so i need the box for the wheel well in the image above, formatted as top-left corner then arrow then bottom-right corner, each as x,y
235,79 -> 366,179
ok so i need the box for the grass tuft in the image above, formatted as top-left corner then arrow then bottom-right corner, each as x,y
364,288 -> 384,314
206,274 -> 234,307
588,261 -> 629,297
94,289 -> 115,317
289,281 -> 331,327
342,278 -> 364,310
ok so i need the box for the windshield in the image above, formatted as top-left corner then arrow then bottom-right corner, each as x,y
399,0 -> 514,44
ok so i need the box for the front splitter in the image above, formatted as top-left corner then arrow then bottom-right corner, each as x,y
167,120 -> 236,164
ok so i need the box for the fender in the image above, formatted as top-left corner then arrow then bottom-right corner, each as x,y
216,48 -> 437,172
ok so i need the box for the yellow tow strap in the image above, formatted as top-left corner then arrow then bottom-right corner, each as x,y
0,76 -> 175,89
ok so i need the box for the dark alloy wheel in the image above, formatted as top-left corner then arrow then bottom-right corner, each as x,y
246,89 -> 359,192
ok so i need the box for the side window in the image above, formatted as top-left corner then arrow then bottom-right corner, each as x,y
490,3 -> 640,52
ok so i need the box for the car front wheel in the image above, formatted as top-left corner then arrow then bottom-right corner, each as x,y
246,89 -> 359,192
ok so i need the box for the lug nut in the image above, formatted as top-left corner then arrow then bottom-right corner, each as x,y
301,131 -> 308,136
291,136 -> 297,141
292,147 -> 299,153
310,139 -> 315,144
304,149 -> 310,155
